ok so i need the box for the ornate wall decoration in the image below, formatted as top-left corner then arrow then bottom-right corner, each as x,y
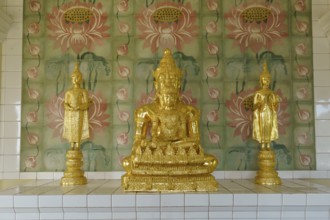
21,0 -> 315,171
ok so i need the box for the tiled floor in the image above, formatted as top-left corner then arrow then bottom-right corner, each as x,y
0,179 -> 330,219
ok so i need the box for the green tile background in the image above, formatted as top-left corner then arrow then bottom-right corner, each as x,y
21,0 -> 315,171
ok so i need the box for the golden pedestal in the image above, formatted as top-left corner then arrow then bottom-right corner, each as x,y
61,149 -> 87,186
121,151 -> 218,192
255,149 -> 281,185
122,174 -> 218,192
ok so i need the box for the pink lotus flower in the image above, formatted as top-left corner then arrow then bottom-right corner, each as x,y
118,111 -> 130,122
29,0 -> 41,12
28,88 -> 40,100
297,64 -> 309,77
26,66 -> 39,79
25,156 -> 37,168
118,22 -> 130,33
117,0 -> 129,12
208,132 -> 220,144
46,92 -> 110,139
207,0 -> 218,11
206,21 -> 217,34
208,88 -> 220,99
226,87 -> 290,142
207,110 -> 219,122
296,21 -> 308,33
27,133 -> 39,145
27,22 -> 40,34
297,132 -> 308,145
225,2 -> 288,53
47,0 -> 110,54
296,87 -> 308,100
136,91 -> 155,107
300,154 -> 312,166
180,89 -> 198,106
295,43 -> 307,55
206,66 -> 218,78
117,66 -> 130,78
207,43 -> 219,55
89,93 -> 111,134
46,95 -> 65,137
26,111 -> 38,123
116,88 -> 128,101
117,132 -> 128,145
294,0 -> 306,12
29,44 -> 40,56
136,2 -> 198,53
298,109 -> 310,121
117,44 -> 128,56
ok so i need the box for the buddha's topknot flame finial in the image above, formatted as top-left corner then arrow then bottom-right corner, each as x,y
152,48 -> 183,80
260,61 -> 271,79
72,63 -> 83,78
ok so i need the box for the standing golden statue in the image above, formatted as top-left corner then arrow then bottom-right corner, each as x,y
61,63 -> 91,186
252,62 -> 281,185
121,49 -> 218,192
253,62 -> 279,150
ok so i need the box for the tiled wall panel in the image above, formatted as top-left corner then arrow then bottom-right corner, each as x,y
0,0 -> 330,178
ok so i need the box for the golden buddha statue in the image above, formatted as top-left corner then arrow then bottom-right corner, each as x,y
121,49 -> 218,191
252,62 -> 281,185
61,63 -> 91,186
63,63 -> 91,150
252,62 -> 279,150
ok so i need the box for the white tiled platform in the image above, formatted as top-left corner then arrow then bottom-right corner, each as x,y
0,179 -> 330,220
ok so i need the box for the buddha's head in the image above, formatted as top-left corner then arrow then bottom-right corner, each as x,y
259,61 -> 271,89
71,63 -> 83,87
153,49 -> 183,108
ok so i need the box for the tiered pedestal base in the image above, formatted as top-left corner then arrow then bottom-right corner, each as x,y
61,149 -> 87,186
255,149 -> 281,185
122,173 -> 218,192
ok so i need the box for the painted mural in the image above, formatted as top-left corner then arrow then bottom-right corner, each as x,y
21,0 -> 315,172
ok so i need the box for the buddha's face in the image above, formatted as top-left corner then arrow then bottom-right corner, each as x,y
72,74 -> 82,86
155,74 -> 181,108
157,75 -> 180,91
260,76 -> 270,88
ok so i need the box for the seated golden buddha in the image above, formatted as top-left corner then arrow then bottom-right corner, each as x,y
121,49 -> 218,192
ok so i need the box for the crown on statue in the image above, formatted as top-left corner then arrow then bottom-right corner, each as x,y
72,63 -> 83,78
152,49 -> 183,81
